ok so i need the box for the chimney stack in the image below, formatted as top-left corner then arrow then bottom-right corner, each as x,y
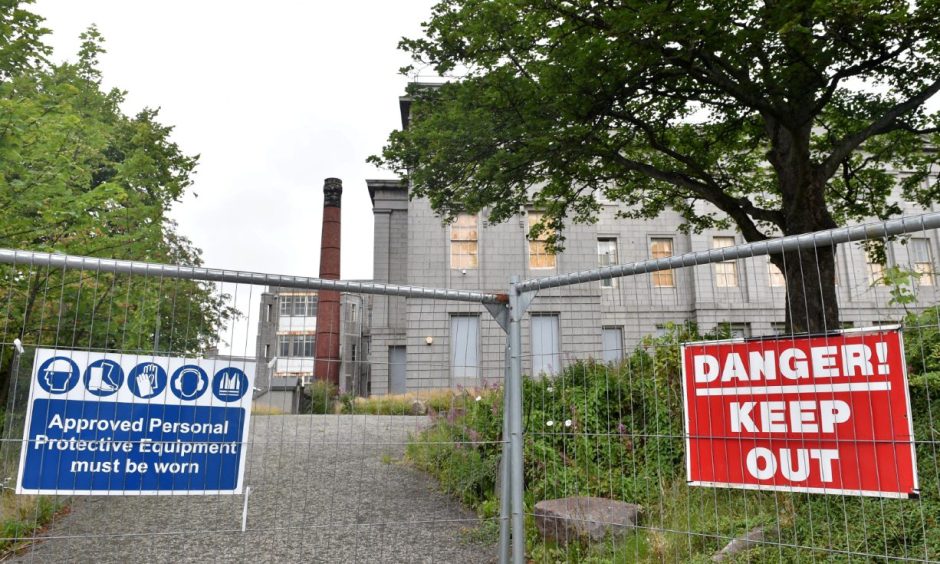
314,178 -> 342,387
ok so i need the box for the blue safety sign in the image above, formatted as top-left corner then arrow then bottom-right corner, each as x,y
16,349 -> 256,495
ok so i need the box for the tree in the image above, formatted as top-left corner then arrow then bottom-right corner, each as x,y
0,5 -> 235,413
372,0 -> 940,333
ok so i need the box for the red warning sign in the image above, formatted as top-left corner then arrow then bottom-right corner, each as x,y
680,327 -> 918,498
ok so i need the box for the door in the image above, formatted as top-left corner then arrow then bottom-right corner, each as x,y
389,346 -> 406,394
531,314 -> 560,376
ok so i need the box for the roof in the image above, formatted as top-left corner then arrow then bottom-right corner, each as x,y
399,81 -> 443,129
366,178 -> 407,206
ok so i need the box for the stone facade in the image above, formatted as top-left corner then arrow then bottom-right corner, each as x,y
366,177 -> 940,395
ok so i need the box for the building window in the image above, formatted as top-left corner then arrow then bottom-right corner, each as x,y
300,335 -> 315,357
450,214 -> 478,269
910,238 -> 934,286
293,296 -> 307,316
867,257 -> 885,286
650,238 -> 675,287
297,295 -> 317,316
279,294 -> 318,316
531,314 -> 561,376
597,238 -> 619,288
263,344 -> 270,359
278,334 -> 315,357
528,212 -> 556,269
713,236 -> 738,287
771,322 -> 788,336
451,315 -> 480,382
768,261 -> 785,287
601,327 -> 623,364
265,304 -> 272,322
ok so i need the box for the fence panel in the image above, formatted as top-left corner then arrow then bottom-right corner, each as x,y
513,217 -> 940,562
2,213 -> 939,563
0,254 -> 507,562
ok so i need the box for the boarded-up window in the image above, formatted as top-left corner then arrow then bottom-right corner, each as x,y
389,346 -> 406,394
450,214 -> 478,269
601,327 -> 623,364
528,212 -> 556,269
650,238 -> 674,287
451,315 -> 480,382
910,238 -> 934,286
531,314 -> 560,376
713,236 -> 738,288
867,255 -> 885,286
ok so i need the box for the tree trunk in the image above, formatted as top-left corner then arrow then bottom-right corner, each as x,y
763,117 -> 841,334
775,180 -> 840,334
774,246 -> 839,334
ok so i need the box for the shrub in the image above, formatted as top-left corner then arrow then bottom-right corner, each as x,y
306,380 -> 338,414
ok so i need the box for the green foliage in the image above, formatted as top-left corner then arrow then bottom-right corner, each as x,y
306,380 -> 338,414
376,0 -> 940,239
904,306 -> 940,373
0,3 -> 235,414
0,0 -> 49,80
520,359 -> 685,506
407,387 -> 504,505
881,265 -> 919,307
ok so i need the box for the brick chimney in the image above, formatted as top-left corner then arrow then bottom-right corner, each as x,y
314,178 -> 342,386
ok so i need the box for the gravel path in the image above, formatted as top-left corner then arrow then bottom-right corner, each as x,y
10,415 -> 496,563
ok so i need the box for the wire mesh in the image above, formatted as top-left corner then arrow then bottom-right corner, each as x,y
0,257 -> 506,562
0,212 -> 938,563
517,219 -> 940,562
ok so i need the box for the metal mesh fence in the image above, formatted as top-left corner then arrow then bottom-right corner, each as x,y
0,213 -> 938,563
517,217 -> 940,562
0,256 -> 506,562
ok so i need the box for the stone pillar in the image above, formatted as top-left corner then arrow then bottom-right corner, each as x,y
314,178 -> 342,386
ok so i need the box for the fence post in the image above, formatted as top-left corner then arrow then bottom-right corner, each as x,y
497,338 -> 511,564
508,275 -> 526,564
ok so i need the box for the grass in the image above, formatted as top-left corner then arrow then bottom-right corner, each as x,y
250,404 -> 287,415
0,492 -> 62,555
344,388 -> 492,415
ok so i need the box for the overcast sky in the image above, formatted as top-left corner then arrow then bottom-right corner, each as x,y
33,0 -> 438,278
33,0 -> 437,353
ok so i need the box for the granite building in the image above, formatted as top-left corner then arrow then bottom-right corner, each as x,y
363,97 -> 940,396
